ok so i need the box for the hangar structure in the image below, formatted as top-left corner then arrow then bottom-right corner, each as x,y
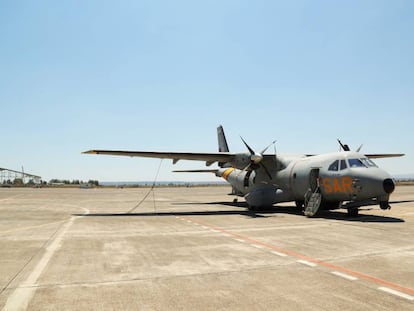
0,167 -> 41,186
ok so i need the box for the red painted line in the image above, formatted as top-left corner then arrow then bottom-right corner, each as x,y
183,217 -> 414,296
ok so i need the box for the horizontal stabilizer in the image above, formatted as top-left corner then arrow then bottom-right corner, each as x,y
173,169 -> 218,173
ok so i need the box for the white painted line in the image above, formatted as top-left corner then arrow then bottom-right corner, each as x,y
297,260 -> 317,267
3,217 -> 76,310
234,238 -> 245,243
331,271 -> 358,281
252,244 -> 265,249
270,250 -> 288,257
378,287 -> 414,301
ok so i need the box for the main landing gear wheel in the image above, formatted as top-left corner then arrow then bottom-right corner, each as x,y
347,208 -> 359,217
248,205 -> 258,212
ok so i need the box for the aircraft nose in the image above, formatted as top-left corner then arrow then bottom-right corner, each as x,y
383,178 -> 395,194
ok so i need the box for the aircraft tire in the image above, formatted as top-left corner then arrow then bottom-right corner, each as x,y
248,205 -> 258,212
380,201 -> 390,210
347,208 -> 359,217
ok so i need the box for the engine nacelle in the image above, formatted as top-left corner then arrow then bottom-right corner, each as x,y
216,168 -> 255,195
216,167 -> 288,208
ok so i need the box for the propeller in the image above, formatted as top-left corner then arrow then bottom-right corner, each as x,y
240,137 -> 275,179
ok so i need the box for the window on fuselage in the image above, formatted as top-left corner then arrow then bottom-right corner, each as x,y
340,159 -> 347,170
360,157 -> 378,167
328,160 -> 339,171
348,158 -> 366,168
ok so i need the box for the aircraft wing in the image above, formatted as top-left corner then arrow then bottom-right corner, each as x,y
83,150 -> 234,165
365,154 -> 405,159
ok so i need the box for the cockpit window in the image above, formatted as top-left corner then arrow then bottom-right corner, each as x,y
348,158 -> 366,168
340,159 -> 347,170
360,157 -> 378,167
328,160 -> 339,171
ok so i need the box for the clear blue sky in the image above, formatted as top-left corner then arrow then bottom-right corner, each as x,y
1,0 -> 413,182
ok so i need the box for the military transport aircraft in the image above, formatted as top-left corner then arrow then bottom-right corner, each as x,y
83,126 -> 404,217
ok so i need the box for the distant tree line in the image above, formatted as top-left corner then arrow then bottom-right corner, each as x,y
2,179 -> 41,185
49,179 -> 99,186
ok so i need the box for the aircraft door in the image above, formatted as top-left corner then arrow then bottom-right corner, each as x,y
309,168 -> 320,192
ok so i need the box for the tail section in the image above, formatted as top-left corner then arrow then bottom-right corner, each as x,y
217,125 -> 229,152
217,125 -> 230,168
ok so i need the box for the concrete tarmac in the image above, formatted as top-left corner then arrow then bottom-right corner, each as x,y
0,185 -> 413,310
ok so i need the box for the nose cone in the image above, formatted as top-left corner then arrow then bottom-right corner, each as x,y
383,178 -> 395,194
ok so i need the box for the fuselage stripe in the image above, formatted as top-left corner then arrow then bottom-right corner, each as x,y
222,168 -> 235,180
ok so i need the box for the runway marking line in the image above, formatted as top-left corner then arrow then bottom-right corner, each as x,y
331,271 -> 358,281
0,220 -> 66,235
3,217 -> 75,311
297,260 -> 317,267
252,244 -> 265,250
180,216 -> 414,297
378,287 -> 414,301
270,251 -> 288,257
2,206 -> 89,311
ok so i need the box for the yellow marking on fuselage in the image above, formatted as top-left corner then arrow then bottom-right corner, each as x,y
222,168 -> 235,180
322,176 -> 353,194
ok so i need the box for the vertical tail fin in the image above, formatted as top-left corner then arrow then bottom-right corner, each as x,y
217,126 -> 237,194
217,125 -> 229,152
217,125 -> 230,168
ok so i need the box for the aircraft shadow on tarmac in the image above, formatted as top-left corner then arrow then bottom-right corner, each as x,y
75,200 -> 408,223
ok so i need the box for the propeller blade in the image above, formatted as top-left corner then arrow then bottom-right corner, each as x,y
260,163 -> 273,180
240,136 -> 255,155
356,144 -> 363,152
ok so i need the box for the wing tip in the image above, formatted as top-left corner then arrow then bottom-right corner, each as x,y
365,153 -> 405,158
82,150 -> 97,154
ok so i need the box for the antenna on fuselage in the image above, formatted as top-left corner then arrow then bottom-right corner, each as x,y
337,139 -> 364,152
337,139 -> 350,152
356,144 -> 363,152
273,141 -> 278,170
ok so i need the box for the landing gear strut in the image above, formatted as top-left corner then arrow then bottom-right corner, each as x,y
295,200 -> 304,209
380,201 -> 391,210
347,208 -> 359,217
